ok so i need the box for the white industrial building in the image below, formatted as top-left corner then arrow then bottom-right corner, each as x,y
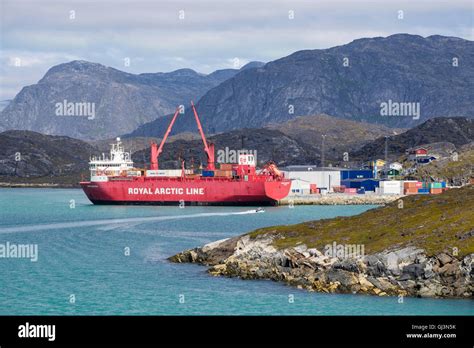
281,166 -> 341,194
288,179 -> 311,195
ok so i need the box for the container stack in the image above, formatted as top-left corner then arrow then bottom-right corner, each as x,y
430,182 -> 443,194
403,181 -> 420,195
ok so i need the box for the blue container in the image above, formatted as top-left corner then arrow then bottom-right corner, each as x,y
202,170 -> 214,177
418,188 -> 429,194
357,188 -> 365,194
441,182 -> 446,188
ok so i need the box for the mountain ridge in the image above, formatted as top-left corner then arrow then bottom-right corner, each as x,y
0,60 -> 264,139
129,34 -> 473,137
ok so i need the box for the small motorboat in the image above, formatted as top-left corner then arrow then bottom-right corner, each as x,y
255,207 -> 265,213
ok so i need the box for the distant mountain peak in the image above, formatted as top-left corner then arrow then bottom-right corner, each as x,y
167,68 -> 203,77
240,61 -> 265,70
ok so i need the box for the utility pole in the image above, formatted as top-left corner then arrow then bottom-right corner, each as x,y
321,134 -> 326,168
384,136 -> 388,164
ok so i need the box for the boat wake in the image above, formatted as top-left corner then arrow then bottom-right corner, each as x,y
0,210 -> 261,234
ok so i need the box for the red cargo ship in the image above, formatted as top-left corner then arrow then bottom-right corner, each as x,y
80,102 -> 291,205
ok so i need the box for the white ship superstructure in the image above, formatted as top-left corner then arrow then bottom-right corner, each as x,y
89,138 -> 134,182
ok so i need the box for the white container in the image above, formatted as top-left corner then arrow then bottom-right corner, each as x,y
127,170 -> 142,177
165,169 -> 183,177
147,169 -> 184,177
146,170 -> 169,177
380,180 -> 402,194
91,175 -> 108,182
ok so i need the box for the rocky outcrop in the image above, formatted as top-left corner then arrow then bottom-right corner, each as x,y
169,235 -> 473,299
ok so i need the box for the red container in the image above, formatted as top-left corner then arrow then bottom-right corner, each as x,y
404,188 -> 418,195
333,186 -> 346,193
219,163 -> 233,171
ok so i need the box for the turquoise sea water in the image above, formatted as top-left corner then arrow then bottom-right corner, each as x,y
0,188 -> 472,315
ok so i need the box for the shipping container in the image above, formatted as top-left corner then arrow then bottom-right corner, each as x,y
380,180 -> 403,194
430,182 -> 442,189
214,170 -> 233,177
146,170 -> 167,177
345,188 -> 357,194
127,170 -> 141,177
418,188 -> 430,194
430,188 -> 443,194
219,163 -> 234,171
202,170 -> 215,177
332,186 -> 346,193
403,181 -> 419,188
404,187 -> 418,195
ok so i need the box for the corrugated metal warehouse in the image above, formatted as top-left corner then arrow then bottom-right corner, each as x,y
340,169 -> 374,180
281,166 -> 341,192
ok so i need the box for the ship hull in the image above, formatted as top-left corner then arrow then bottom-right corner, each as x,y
80,177 -> 291,206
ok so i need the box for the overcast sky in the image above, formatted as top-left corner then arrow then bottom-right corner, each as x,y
0,0 -> 472,100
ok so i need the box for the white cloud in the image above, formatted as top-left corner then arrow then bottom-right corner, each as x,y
0,0 -> 472,100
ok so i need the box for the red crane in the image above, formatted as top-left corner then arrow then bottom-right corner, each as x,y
191,101 -> 215,170
150,106 -> 181,170
149,102 -> 215,170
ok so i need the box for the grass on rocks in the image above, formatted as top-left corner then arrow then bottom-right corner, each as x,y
249,185 -> 474,257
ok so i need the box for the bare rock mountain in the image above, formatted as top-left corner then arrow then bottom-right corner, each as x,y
130,34 -> 473,136
0,61 -> 262,140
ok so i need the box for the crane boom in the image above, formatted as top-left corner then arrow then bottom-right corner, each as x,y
150,107 -> 180,170
191,101 -> 215,170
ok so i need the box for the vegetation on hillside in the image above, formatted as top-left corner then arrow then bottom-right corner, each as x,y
249,185 -> 474,257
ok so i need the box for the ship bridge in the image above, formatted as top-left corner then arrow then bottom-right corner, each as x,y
89,138 -> 134,181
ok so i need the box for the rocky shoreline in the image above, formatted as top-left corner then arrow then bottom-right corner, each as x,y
169,234 -> 473,299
